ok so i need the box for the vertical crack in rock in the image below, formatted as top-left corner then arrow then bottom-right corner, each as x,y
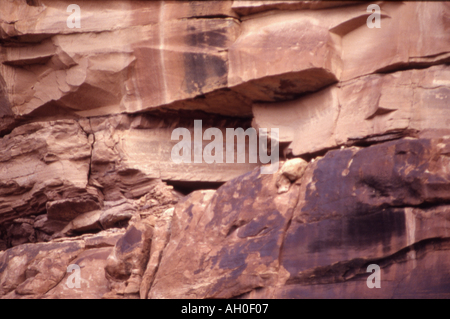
139,207 -> 174,299
76,119 -> 95,190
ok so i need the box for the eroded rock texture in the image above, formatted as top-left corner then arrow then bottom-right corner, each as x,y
149,138 -> 450,298
1,0 -> 450,299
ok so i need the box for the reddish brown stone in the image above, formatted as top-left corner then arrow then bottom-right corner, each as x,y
150,168 -> 300,299
0,0 -> 450,300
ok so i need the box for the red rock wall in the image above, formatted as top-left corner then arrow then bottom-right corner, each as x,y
0,1 -> 450,299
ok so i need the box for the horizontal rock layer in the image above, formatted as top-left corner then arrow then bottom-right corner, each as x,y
1,1 -> 450,133
253,65 -> 450,156
0,120 -> 96,225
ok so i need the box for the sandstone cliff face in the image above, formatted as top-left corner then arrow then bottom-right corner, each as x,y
1,1 -> 450,299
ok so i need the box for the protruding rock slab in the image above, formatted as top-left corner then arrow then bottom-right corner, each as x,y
254,65 -> 450,156
0,0 -> 244,126
228,9 -> 342,101
253,85 -> 340,156
150,168 -> 300,299
2,1 -> 449,132
339,1 -> 450,81
336,65 -> 450,146
231,1 -> 362,16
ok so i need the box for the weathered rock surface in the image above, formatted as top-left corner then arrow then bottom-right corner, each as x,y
140,207 -> 174,299
0,120 -> 97,225
0,116 -> 183,248
232,1 -> 363,16
0,240 -> 85,297
277,137 -> 450,298
1,0 -> 450,300
2,1 -> 449,133
105,219 -> 153,298
0,228 -> 125,298
1,136 -> 450,299
149,167 -> 300,299
46,247 -> 114,299
254,65 -> 450,156
149,137 -> 450,299
87,113 -> 259,198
